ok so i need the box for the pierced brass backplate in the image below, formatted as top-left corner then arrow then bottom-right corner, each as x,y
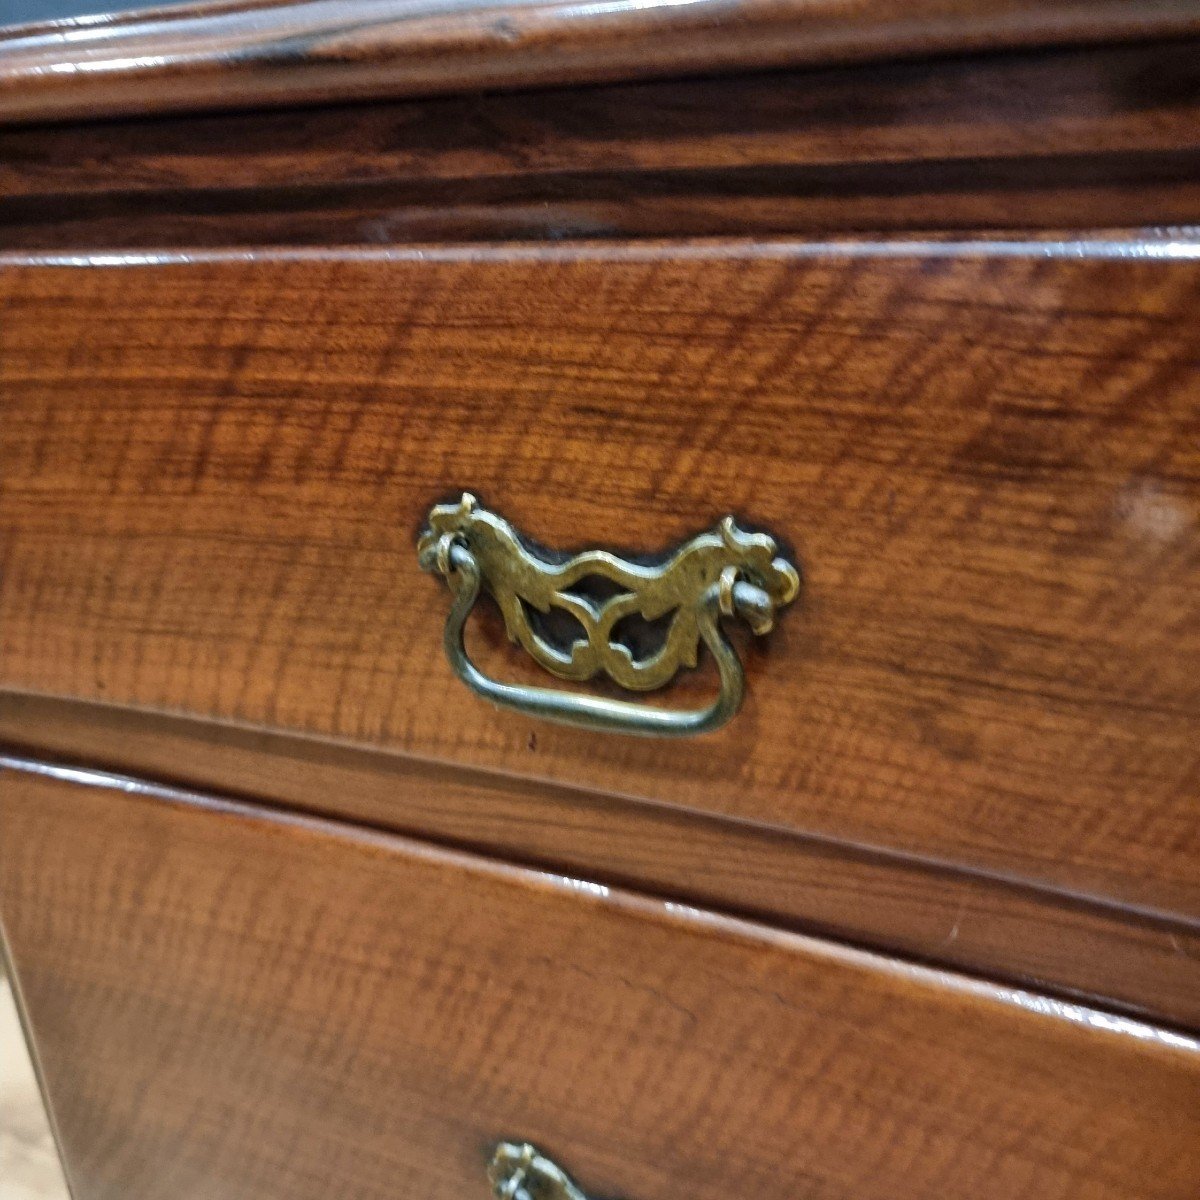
418,493 -> 799,737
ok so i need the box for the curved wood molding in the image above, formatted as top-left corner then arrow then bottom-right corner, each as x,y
2,0 -> 1200,125
3,696 -> 1200,1031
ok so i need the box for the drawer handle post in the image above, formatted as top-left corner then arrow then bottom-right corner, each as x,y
488,1142 -> 593,1200
418,493 -> 799,737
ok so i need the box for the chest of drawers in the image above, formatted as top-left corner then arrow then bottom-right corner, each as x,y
1,3 -> 1200,1198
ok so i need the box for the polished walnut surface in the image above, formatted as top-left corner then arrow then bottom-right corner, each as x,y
1,5 -> 1199,1196
4,233 -> 1200,1046
4,757 -> 1200,1200
2,240 -> 1198,914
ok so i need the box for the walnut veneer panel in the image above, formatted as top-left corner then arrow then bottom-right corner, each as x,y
1,240 -> 1198,920
2,758 -> 1199,1200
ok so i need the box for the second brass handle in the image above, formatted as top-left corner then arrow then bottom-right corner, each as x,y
418,494 -> 799,738
489,1143 -> 594,1200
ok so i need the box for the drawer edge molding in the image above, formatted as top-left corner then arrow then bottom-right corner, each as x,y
2,751 -> 1198,1053
2,737 -> 1199,1035
3,0 -> 1200,126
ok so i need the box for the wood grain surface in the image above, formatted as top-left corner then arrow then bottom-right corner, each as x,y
3,0 -> 1200,125
3,756 -> 1200,1200
3,692 -> 1199,1030
2,238 -> 1199,924
2,41 -> 1199,246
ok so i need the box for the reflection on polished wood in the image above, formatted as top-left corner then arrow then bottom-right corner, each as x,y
3,0 -> 1200,125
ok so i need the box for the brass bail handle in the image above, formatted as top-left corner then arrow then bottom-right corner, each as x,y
488,1143 -> 596,1200
417,494 -> 800,738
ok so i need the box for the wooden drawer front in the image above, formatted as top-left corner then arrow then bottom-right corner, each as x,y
1,241 -> 1199,921
2,758 -> 1199,1200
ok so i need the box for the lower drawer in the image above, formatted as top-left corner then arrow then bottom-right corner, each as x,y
1,756 -> 1198,1200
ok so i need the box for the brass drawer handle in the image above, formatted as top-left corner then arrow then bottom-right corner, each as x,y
489,1143 -> 594,1200
418,494 -> 799,737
